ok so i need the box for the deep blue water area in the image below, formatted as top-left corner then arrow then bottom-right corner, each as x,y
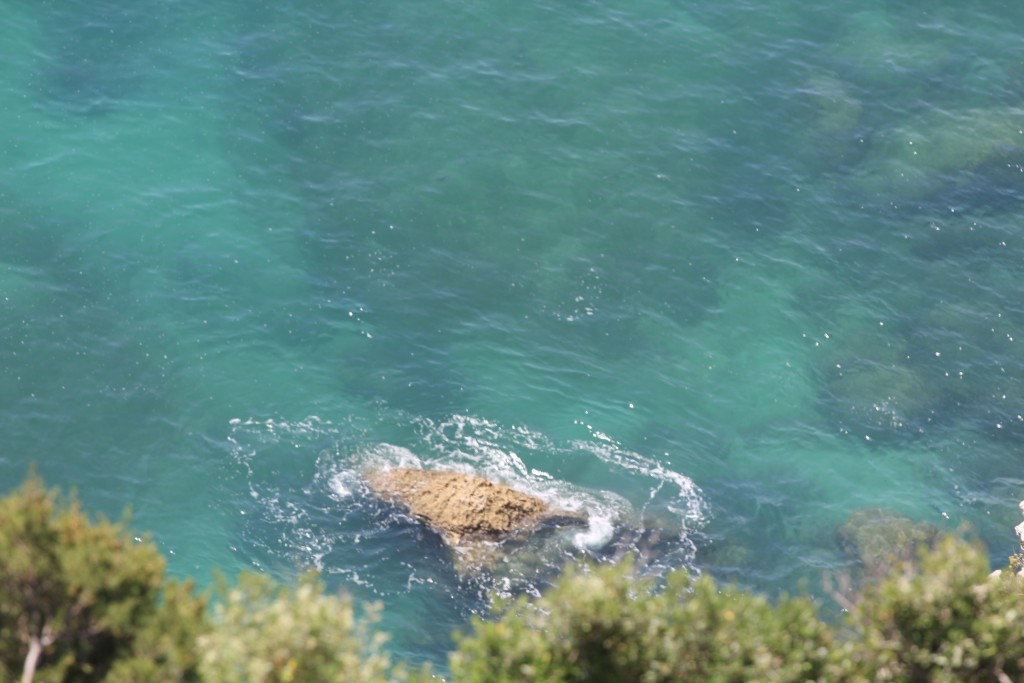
2,0 -> 1023,666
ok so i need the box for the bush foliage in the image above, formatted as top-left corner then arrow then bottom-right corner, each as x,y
0,474 -> 205,683
3,475 -> 1024,683
850,536 -> 1024,682
450,558 -> 835,683
450,541 -> 1024,683
196,572 -> 395,683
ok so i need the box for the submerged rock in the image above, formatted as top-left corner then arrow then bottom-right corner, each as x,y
826,363 -> 930,436
794,70 -> 866,172
364,467 -> 588,567
850,105 -> 1024,202
836,507 -> 938,574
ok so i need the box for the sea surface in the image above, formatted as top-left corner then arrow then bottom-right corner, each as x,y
2,0 -> 1023,668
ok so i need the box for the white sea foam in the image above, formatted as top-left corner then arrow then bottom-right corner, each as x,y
328,470 -> 354,499
574,513 -> 615,550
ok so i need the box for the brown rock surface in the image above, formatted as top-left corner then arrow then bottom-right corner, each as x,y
364,467 -> 586,547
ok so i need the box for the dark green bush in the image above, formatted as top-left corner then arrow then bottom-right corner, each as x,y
0,474 -> 205,683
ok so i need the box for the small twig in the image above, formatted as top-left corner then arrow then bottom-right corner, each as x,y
823,571 -> 857,613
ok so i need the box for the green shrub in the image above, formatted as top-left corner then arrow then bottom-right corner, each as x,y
196,572 -> 400,683
450,557 -> 837,683
0,474 -> 205,683
850,536 -> 1024,682
6,474 -> 1024,683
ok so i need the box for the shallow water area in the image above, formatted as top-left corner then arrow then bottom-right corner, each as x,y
1,0 -> 1023,669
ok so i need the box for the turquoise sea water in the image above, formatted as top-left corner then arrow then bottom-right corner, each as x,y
2,0 -> 1024,666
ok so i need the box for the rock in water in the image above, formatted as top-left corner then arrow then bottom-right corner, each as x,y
836,507 -> 938,575
364,467 -> 587,549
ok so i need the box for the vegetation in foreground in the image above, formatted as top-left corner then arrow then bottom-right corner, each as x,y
2,474 -> 1024,682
